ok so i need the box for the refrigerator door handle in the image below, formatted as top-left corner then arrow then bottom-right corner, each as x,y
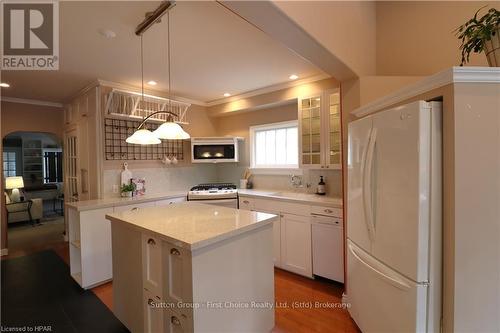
348,241 -> 411,291
362,128 -> 377,241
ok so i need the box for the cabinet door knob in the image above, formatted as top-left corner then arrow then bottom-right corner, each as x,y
243,200 -> 249,204
280,214 -> 284,218
170,248 -> 180,256
147,238 -> 156,246
131,207 -> 139,211
324,209 -> 333,213
171,316 -> 181,326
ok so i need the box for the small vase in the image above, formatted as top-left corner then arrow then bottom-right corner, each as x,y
121,191 -> 132,198
484,26 -> 500,67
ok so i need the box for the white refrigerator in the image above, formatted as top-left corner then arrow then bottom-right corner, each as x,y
346,101 -> 442,332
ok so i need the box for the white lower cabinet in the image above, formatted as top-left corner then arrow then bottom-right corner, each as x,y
143,289 -> 163,333
112,218 -> 275,333
164,310 -> 191,333
280,213 -> 312,277
68,196 -> 186,289
162,242 -> 193,314
272,219 -> 281,266
238,196 -> 342,279
142,234 -> 162,296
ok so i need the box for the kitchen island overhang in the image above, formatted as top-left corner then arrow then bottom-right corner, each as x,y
106,202 -> 277,333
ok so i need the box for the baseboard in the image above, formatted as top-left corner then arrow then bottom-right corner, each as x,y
342,292 -> 348,306
1,248 -> 9,256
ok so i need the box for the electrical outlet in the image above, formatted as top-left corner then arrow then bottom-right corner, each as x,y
112,185 -> 119,194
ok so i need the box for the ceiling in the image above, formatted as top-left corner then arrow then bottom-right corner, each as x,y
1,1 -> 324,105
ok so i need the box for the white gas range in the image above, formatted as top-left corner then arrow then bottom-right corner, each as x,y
187,183 -> 238,208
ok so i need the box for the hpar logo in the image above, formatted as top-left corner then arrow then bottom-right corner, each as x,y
1,0 -> 59,70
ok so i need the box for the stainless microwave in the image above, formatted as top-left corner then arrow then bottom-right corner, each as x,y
191,137 -> 241,163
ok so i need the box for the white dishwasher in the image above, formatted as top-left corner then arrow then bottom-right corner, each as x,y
311,214 -> 344,283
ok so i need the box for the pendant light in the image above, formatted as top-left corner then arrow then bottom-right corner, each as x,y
126,35 -> 161,145
153,11 -> 190,140
126,4 -> 190,145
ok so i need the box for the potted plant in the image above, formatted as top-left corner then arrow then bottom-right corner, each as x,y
120,183 -> 135,198
455,6 -> 500,66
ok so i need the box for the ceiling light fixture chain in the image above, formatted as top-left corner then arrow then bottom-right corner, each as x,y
126,1 -> 190,145
140,34 -> 146,128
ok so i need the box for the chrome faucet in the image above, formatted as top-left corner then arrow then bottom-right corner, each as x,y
290,175 -> 302,188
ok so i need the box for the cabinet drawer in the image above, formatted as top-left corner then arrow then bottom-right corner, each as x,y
164,309 -> 191,333
163,242 -> 193,317
310,205 -> 343,218
142,234 -> 162,296
238,197 -> 254,210
114,201 -> 156,213
156,197 -> 186,207
143,289 -> 163,333
311,214 -> 343,228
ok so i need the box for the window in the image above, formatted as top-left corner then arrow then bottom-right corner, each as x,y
43,149 -> 63,183
3,152 -> 17,178
250,120 -> 298,169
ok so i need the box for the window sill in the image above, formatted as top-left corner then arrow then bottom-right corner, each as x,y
249,168 -> 303,175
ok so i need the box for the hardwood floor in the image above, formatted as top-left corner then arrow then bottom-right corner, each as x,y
273,269 -> 359,333
3,241 -> 360,332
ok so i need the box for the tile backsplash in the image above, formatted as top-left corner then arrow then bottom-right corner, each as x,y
103,164 -> 218,198
103,163 -> 342,198
216,164 -> 343,197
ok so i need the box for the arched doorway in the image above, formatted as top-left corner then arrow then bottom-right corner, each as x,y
2,131 -> 65,257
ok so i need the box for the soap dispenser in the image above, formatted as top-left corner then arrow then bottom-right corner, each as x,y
317,176 -> 326,195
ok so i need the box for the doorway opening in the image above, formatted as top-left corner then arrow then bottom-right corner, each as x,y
3,131 -> 64,257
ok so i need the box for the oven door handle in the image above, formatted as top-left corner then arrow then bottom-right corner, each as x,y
190,198 -> 237,203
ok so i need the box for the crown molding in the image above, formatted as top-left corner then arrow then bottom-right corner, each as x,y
351,66 -> 500,118
64,74 -> 333,108
205,73 -> 330,107
1,96 -> 63,108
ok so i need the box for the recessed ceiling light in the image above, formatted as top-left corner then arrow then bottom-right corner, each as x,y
98,29 -> 116,39
223,93 -> 231,97
289,74 -> 299,80
0,83 -> 10,88
147,80 -> 157,86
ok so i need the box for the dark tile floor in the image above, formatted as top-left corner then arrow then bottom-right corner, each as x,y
1,250 -> 128,333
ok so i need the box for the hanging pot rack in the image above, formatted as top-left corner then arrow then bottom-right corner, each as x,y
104,88 -> 190,124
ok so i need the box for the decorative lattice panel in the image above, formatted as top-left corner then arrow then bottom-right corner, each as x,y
104,118 -> 184,161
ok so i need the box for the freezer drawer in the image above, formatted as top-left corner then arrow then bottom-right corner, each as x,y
311,216 -> 344,282
346,240 -> 428,333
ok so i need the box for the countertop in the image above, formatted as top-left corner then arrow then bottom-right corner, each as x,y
65,191 -> 187,211
237,189 -> 343,208
105,202 -> 277,251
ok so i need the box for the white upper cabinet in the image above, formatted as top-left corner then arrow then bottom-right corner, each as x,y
298,89 -> 342,169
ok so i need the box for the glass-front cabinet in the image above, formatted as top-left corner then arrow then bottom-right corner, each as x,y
298,89 -> 342,169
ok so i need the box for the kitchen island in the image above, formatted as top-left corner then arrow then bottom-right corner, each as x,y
105,202 -> 277,333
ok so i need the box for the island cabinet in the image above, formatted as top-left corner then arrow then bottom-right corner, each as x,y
66,194 -> 186,289
107,202 -> 276,333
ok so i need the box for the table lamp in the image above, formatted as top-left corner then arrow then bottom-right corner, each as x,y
5,176 -> 24,202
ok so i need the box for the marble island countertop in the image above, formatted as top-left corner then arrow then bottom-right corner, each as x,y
105,202 -> 277,251
237,189 -> 343,208
65,190 -> 187,211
